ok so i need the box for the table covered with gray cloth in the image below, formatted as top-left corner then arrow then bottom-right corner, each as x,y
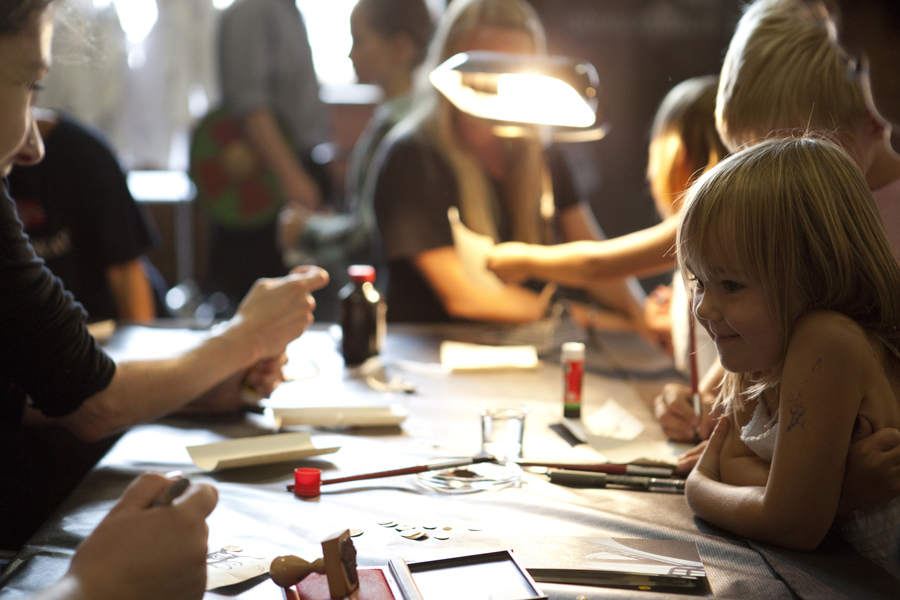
1,324 -> 897,599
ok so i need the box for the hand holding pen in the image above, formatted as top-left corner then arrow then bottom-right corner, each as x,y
66,474 -> 217,600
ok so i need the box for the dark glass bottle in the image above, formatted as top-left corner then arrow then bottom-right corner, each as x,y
339,265 -> 385,366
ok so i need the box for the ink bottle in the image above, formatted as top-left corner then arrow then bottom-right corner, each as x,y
339,265 -> 385,366
561,342 -> 585,418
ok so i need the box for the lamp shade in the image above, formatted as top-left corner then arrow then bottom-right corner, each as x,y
430,51 -> 602,130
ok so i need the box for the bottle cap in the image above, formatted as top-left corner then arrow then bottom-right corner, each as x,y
561,341 -> 585,361
347,265 -> 376,284
293,468 -> 322,497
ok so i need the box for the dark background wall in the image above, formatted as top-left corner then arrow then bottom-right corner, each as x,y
530,0 -> 745,290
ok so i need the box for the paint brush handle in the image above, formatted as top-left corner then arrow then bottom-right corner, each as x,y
517,461 -> 674,478
286,457 -> 486,491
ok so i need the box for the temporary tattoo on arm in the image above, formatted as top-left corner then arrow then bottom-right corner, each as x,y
786,359 -> 820,433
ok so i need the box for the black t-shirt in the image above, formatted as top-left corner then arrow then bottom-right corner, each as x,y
7,116 -> 156,322
0,179 -> 116,422
372,133 -> 580,322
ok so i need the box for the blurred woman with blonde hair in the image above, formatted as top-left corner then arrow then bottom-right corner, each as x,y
372,0 -> 645,325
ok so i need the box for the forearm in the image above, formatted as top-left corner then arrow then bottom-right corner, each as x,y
444,284 -> 549,323
529,218 -> 678,286
60,322 -> 261,441
106,259 -> 155,322
686,470 -> 828,551
417,247 -> 550,323
720,455 -> 771,487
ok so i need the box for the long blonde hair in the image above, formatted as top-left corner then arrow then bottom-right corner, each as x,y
677,136 -> 900,404
647,75 -> 728,218
393,0 -> 551,243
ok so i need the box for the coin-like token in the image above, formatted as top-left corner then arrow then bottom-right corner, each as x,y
442,526 -> 452,531
395,523 -> 416,531
422,524 -> 437,530
401,529 -> 424,539
433,533 -> 450,540
350,529 -> 364,537
467,527 -> 482,531
379,520 -> 397,527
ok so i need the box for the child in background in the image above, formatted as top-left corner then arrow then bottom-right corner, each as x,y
657,0 -> 900,449
683,136 -> 900,575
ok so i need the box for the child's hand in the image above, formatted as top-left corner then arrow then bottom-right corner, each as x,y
839,420 -> 900,514
675,440 -> 708,476
653,383 -> 717,442
693,416 -> 729,483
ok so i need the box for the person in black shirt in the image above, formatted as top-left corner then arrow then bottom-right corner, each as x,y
0,1 -> 328,597
8,110 -> 161,322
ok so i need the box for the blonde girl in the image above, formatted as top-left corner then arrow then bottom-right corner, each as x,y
371,0 -> 645,325
682,136 -> 900,574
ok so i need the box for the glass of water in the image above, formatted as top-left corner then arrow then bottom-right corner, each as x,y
479,402 -> 530,462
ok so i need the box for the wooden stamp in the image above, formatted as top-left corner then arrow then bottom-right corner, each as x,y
321,529 -> 360,599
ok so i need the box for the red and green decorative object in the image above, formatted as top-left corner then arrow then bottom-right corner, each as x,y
189,107 -> 285,230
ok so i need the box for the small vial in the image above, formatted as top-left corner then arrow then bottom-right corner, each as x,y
561,342 -> 585,419
339,265 -> 385,366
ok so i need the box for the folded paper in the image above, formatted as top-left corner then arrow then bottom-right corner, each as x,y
186,432 -> 339,471
440,341 -> 539,371
273,406 -> 408,428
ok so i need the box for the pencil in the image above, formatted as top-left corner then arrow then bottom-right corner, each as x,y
688,303 -> 702,418
151,477 -> 190,507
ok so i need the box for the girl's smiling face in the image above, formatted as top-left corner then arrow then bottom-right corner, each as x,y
689,253 -> 785,375
0,7 -> 52,176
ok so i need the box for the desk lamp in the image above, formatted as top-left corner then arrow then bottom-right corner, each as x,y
429,50 -> 608,141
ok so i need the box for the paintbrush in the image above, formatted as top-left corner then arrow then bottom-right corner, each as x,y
286,456 -> 496,493
516,461 -> 675,478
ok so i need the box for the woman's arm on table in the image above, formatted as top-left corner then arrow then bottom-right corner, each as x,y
556,204 -> 647,330
31,474 -> 216,600
105,258 -> 156,322
53,267 -> 328,442
487,214 -> 679,288
687,314 -> 864,551
416,246 -> 554,323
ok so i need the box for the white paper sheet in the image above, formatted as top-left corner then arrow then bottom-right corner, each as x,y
448,206 -> 506,290
583,398 -> 645,440
272,405 -> 408,428
186,432 -> 339,471
440,341 -> 539,371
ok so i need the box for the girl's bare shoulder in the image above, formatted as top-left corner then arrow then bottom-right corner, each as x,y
788,310 -> 877,368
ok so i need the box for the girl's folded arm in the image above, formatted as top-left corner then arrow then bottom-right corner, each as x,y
689,313 -> 868,550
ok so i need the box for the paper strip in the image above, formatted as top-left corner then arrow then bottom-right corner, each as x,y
186,432 -> 339,471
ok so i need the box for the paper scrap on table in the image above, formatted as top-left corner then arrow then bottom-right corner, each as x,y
584,398 -> 645,440
440,340 -> 539,371
448,206 -> 505,290
206,544 -> 271,590
186,431 -> 339,471
273,405 -> 408,428
560,398 -> 643,444
584,435 -> 693,467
